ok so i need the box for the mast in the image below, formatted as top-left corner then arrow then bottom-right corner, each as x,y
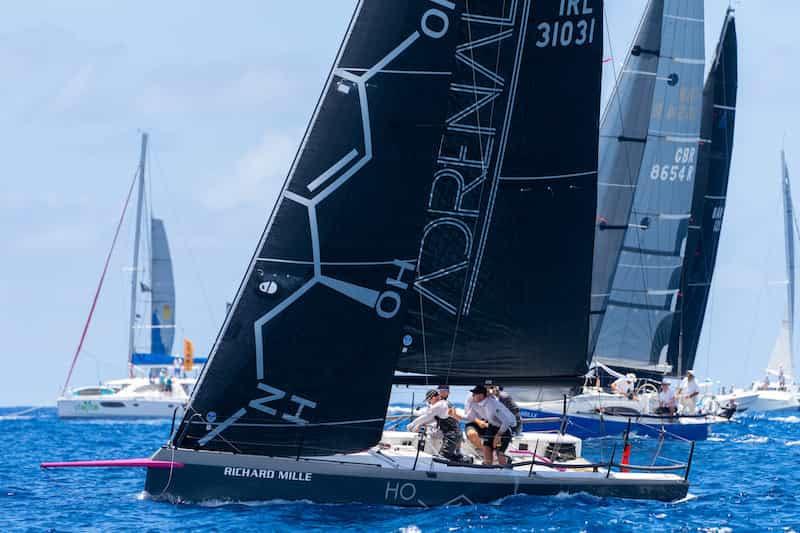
781,149 -> 795,373
127,132 -> 148,377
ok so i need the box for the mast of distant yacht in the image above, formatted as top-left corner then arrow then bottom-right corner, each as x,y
127,132 -> 148,377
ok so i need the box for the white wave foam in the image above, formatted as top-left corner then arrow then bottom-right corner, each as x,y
785,440 -> 800,446
669,492 -> 698,505
707,436 -> 726,442
732,435 -> 769,444
0,415 -> 33,421
769,415 -> 800,424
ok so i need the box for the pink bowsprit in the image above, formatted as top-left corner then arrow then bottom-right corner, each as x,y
40,458 -> 183,469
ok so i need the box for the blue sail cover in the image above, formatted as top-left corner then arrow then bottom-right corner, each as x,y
594,0 -> 705,372
149,218 -> 176,356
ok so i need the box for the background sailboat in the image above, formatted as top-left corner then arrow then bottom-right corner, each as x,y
518,5 -> 740,438
57,133 -> 203,419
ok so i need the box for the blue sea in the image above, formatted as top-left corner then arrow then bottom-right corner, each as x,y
2,407 -> 799,532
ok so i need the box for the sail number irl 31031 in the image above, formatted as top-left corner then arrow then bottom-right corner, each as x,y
537,0 -> 596,49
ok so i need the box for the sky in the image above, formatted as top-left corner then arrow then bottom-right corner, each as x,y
1,0 -> 798,406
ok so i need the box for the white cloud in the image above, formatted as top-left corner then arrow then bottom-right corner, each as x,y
203,130 -> 299,211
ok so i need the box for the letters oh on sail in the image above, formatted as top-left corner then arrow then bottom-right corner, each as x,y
593,0 -> 705,374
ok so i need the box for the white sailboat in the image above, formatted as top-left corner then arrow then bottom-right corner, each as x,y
717,151 -> 800,414
57,133 -> 203,419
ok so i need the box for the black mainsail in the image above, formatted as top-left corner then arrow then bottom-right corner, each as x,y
176,1 -> 468,457
667,12 -> 737,375
176,0 -> 605,457
395,0 -> 604,384
593,0 -> 705,373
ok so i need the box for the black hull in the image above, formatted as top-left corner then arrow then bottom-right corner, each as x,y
144,448 -> 688,507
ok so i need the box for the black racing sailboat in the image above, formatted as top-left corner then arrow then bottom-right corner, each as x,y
43,0 -> 692,505
667,11 -> 738,377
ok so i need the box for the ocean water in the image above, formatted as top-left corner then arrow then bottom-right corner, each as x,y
2,407 -> 799,532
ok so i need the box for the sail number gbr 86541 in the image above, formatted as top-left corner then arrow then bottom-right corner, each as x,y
536,0 -> 596,48
651,146 -> 697,183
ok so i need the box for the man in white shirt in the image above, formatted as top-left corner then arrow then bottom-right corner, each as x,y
677,370 -> 700,415
656,381 -> 676,416
408,389 -> 465,462
610,373 -> 636,399
463,385 -> 517,465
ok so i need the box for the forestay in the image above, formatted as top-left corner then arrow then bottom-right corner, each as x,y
594,0 -> 705,372
667,12 -> 737,375
589,0 -> 664,357
175,1 -> 464,457
396,0 -> 604,384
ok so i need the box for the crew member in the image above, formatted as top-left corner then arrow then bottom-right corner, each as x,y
655,381 -> 676,416
677,370 -> 700,415
611,373 -> 636,399
408,389 -> 465,463
489,385 -> 522,435
464,385 -> 516,465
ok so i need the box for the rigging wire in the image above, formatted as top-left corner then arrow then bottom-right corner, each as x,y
61,167 -> 140,396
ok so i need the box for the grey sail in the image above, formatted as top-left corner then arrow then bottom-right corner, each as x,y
768,152 -> 796,375
589,0 -> 664,356
150,218 -> 176,356
594,0 -> 705,372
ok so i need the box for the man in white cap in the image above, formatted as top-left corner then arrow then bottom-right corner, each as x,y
611,373 -> 637,400
677,370 -> 700,415
408,389 -> 466,462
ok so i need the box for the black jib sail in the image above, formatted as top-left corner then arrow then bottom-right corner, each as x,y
667,12 -> 737,376
395,0 -> 605,384
593,0 -> 705,374
176,1 -> 464,456
589,0 -> 664,357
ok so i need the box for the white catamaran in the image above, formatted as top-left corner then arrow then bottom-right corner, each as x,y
57,133 -> 204,419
